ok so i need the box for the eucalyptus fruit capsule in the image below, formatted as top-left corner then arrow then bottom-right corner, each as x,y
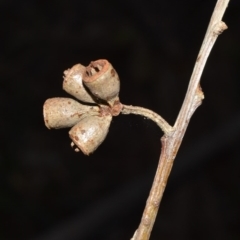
63,64 -> 96,104
69,114 -> 112,155
43,97 -> 98,129
83,59 -> 120,103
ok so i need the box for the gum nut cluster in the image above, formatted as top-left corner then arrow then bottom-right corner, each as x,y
43,59 -> 121,155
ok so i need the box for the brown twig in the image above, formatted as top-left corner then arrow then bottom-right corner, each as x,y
130,1 -> 230,239
121,105 -> 173,134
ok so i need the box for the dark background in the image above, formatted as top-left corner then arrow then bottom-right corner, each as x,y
1,0 -> 240,239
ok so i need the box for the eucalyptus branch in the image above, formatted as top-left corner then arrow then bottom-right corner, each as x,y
132,1 -> 230,240
42,1 -> 230,239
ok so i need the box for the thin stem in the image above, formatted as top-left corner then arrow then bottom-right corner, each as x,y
121,104 -> 173,134
174,22 -> 227,130
132,1 -> 230,240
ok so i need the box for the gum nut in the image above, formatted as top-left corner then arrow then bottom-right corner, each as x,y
43,97 -> 99,129
63,64 -> 96,103
69,114 -> 112,155
83,59 -> 120,101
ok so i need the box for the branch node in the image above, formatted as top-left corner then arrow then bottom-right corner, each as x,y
213,21 -> 228,35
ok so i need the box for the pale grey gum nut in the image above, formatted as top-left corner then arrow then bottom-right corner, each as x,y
69,114 -> 112,155
63,64 -> 96,104
43,97 -> 98,129
83,59 -> 120,102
